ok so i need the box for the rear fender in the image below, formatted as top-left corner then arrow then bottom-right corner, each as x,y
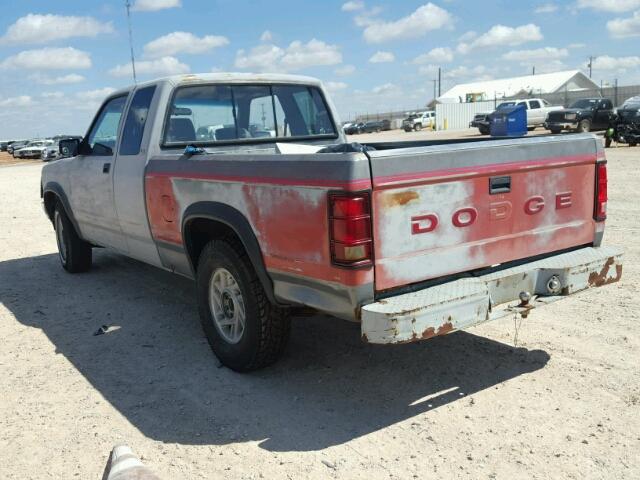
182,201 -> 278,305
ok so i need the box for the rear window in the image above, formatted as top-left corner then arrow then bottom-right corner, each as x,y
164,83 -> 337,145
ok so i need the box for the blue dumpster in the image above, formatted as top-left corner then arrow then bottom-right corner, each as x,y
489,104 -> 527,137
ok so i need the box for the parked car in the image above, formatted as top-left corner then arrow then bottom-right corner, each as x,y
471,99 -> 562,135
361,119 -> 391,133
605,102 -> 640,148
41,141 -> 61,161
0,140 -> 10,152
15,140 -> 54,159
7,140 -> 28,156
41,73 -> 622,372
342,122 -> 354,133
403,111 -> 435,132
344,122 -> 364,135
544,98 -> 614,133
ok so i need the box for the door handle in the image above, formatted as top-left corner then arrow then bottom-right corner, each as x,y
103,163 -> 111,174
489,176 -> 511,194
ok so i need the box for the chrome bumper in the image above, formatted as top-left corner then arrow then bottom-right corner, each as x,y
361,246 -> 623,344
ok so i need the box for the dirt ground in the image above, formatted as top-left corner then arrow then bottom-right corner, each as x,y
0,151 -> 40,166
0,135 -> 639,479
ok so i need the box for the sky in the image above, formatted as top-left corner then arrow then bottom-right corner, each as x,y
1,0 -> 640,138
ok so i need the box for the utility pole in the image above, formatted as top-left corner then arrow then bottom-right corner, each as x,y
125,0 -> 137,84
432,79 -> 437,102
438,67 -> 441,97
587,56 -> 593,78
532,66 -> 535,76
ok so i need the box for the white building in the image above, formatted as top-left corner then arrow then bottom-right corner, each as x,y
438,70 -> 598,104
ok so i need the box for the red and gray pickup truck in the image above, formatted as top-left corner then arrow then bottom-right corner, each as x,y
42,73 -> 623,371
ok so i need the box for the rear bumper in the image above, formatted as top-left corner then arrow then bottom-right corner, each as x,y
361,246 -> 623,344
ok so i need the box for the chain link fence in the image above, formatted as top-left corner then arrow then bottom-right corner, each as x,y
343,83 -> 640,128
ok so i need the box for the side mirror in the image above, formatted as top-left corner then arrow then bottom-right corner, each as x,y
59,138 -> 80,157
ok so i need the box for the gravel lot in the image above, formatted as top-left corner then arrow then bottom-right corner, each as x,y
1,134 -> 639,479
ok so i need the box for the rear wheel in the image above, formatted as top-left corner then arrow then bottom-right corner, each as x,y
578,119 -> 591,133
550,128 -> 561,134
478,126 -> 489,135
630,142 -> 638,147
54,203 -> 92,273
196,239 -> 291,372
605,137 -> 613,148
414,123 -> 422,131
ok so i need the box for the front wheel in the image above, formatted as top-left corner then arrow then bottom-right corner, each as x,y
605,136 -> 613,148
578,119 -> 591,133
196,239 -> 291,372
54,203 -> 92,272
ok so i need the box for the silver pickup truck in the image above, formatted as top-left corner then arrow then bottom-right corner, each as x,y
41,73 -> 623,371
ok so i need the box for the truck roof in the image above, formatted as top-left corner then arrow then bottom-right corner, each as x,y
109,72 -> 324,97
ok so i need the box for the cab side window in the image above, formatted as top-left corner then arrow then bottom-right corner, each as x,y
86,96 -> 127,156
120,86 -> 156,156
529,100 -> 541,109
517,101 -> 528,110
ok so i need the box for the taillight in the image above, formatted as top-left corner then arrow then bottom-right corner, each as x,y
594,162 -> 607,221
328,192 -> 373,267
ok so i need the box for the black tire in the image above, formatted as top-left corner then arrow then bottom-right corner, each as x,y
605,137 -> 613,148
54,202 -> 92,273
578,119 -> 591,133
478,126 -> 489,135
414,123 -> 422,131
629,142 -> 637,147
376,127 -> 381,133
550,128 -> 561,134
527,126 -> 536,131
196,239 -> 291,372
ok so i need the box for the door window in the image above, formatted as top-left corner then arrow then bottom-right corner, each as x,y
86,96 -> 127,156
529,100 -> 541,109
120,86 -> 156,156
517,101 -> 528,110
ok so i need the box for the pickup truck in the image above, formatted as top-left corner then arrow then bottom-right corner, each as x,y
403,111 -> 435,132
41,73 -> 623,371
545,98 -> 614,133
471,98 -> 563,135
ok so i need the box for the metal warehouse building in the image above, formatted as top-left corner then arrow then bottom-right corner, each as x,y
435,70 -> 599,131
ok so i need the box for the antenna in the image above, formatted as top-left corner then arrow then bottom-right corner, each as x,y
125,0 -> 137,83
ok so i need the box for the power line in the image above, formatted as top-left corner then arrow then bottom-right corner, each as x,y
125,0 -> 137,84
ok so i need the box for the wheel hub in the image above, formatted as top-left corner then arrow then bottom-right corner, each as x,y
208,268 -> 246,344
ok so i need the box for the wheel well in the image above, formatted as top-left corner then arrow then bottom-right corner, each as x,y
43,191 -> 58,222
184,218 -> 244,270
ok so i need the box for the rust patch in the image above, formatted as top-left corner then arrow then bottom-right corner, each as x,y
588,257 -> 623,287
383,190 -> 419,208
421,327 -> 436,339
420,321 -> 455,340
436,322 -> 454,336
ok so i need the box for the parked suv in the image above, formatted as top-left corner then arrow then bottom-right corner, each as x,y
361,119 -> 391,133
545,98 -> 614,133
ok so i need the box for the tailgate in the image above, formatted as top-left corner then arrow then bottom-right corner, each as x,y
368,134 -> 603,292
